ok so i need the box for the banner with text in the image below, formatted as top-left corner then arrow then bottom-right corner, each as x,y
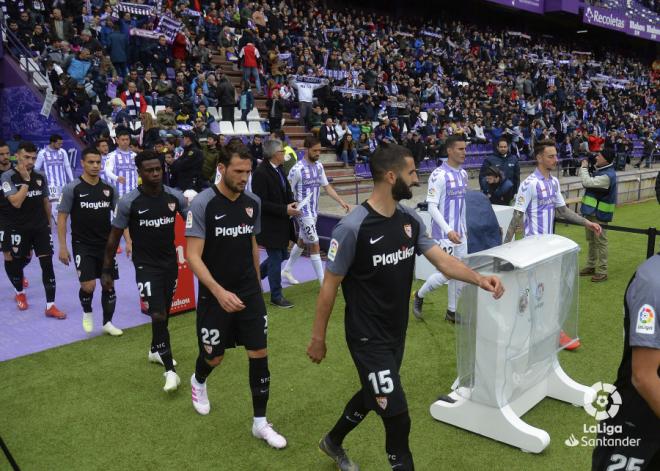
582,5 -> 660,43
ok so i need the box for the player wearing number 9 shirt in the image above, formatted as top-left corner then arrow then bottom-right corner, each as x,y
307,143 -> 504,471
57,147 -> 125,337
102,150 -> 188,393
185,141 -> 287,449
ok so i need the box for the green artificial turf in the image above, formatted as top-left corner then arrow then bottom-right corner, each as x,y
1,201 -> 658,471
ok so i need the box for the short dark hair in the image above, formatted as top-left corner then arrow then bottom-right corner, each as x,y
304,135 -> 320,148
369,142 -> 412,183
0,140 -> 8,148
116,129 -> 131,139
445,134 -> 466,149
81,147 -> 100,160
135,150 -> 163,169
533,139 -> 556,159
95,139 -> 109,148
219,141 -> 252,167
18,141 -> 37,153
497,136 -> 509,146
50,134 -> 63,143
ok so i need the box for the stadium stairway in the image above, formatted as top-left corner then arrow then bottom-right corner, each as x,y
209,53 -> 367,195
0,48 -> 85,162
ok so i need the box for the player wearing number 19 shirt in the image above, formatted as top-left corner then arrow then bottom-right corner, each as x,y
413,135 -> 469,323
1,141 -> 65,318
57,147 -> 123,336
307,144 -> 504,471
103,151 -> 187,393
185,142 -> 287,449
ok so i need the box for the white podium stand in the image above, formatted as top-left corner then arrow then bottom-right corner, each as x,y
414,206 -> 514,281
429,235 -> 596,453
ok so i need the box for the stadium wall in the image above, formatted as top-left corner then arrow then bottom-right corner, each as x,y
0,54 -> 82,171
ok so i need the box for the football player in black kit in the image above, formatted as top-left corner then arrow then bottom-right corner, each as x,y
185,141 -> 287,449
307,143 -> 504,471
0,140 -> 16,288
1,141 -> 65,318
591,256 -> 660,468
102,150 -> 187,393
57,148 -> 126,336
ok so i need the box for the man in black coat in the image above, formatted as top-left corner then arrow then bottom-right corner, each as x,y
251,138 -> 301,308
319,118 -> 338,149
171,131 -> 204,191
217,74 -> 236,124
406,132 -> 425,166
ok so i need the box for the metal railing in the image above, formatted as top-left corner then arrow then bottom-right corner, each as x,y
1,23 -> 50,89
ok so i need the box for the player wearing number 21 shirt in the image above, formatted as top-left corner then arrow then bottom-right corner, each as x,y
307,143 -> 504,471
102,150 -> 188,393
185,142 -> 287,449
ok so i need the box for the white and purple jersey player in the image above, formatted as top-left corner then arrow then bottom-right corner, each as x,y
35,145 -> 73,201
287,158 -> 329,244
105,149 -> 138,197
513,168 -> 566,237
100,153 -> 110,183
426,162 -> 468,258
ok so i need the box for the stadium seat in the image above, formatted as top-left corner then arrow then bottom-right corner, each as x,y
234,108 -> 242,120
248,121 -> 266,135
233,121 -> 250,135
219,121 -> 234,135
247,109 -> 263,121
420,111 -> 428,123
155,105 -> 165,115
146,106 -> 156,119
208,107 -> 219,120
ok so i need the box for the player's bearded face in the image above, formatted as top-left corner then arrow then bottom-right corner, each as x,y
0,147 -> 9,165
391,174 -> 413,201
308,145 -> 322,161
222,157 -> 251,193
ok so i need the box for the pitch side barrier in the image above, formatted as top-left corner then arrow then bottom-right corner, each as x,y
555,219 -> 658,259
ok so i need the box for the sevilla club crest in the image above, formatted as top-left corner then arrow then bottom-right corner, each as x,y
168,203 -> 176,212
103,189 -> 110,197
245,207 -> 253,218
36,179 -> 42,187
403,224 -> 412,238
375,396 -> 388,410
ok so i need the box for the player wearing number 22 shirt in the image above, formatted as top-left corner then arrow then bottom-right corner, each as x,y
185,142 -> 287,450
307,143 -> 504,471
102,150 -> 187,393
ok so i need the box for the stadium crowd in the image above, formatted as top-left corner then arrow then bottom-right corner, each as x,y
1,0 -> 658,184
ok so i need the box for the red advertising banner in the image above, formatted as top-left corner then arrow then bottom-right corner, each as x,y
170,213 -> 196,314
139,213 -> 196,315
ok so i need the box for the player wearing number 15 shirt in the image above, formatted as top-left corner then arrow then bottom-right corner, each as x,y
307,143 -> 504,471
185,142 -> 287,450
103,150 -> 187,394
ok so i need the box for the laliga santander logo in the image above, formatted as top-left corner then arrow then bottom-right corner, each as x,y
583,382 -> 621,421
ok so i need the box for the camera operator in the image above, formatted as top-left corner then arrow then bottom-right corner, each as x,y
483,166 -> 515,206
579,148 -> 617,283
